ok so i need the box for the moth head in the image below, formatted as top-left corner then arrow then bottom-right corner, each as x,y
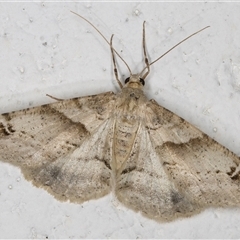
124,74 -> 145,90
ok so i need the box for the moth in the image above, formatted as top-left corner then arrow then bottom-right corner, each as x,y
0,12 -> 240,222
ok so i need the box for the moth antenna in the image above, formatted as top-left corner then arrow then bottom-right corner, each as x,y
140,25 -> 210,77
70,11 -> 132,76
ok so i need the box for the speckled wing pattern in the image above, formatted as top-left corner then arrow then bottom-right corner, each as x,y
115,96 -> 240,221
0,92 -> 116,203
1,85 -> 240,222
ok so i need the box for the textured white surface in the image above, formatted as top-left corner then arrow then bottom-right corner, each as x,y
0,2 -> 240,239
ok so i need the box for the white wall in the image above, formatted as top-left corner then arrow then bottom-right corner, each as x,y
0,2 -> 240,238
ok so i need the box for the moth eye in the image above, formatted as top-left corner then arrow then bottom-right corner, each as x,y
140,78 -> 145,86
125,77 -> 130,84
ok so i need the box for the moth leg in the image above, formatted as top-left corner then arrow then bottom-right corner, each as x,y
142,21 -> 150,80
46,94 -> 64,101
110,34 -> 123,89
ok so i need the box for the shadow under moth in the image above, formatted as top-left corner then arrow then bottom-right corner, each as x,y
0,12 -> 239,222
